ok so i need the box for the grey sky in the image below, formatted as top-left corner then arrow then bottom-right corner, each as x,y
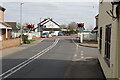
0,2 -> 99,30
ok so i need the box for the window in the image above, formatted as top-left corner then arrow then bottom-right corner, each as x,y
105,24 -> 112,67
99,27 -> 102,53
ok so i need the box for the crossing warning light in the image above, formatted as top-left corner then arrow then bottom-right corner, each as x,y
77,23 -> 84,28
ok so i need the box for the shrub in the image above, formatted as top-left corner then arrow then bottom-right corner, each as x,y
24,40 -> 30,44
19,34 -> 29,44
22,35 -> 28,42
29,40 -> 35,42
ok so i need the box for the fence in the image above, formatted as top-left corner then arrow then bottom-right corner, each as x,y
78,32 -> 97,43
0,38 -> 21,50
13,32 -> 40,40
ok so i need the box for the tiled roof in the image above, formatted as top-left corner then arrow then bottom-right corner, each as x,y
5,22 -> 18,30
0,22 -> 11,27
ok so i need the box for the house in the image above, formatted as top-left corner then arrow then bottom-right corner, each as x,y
0,6 -> 12,41
92,14 -> 99,41
98,0 -> 120,78
5,22 -> 18,38
37,18 -> 61,36
94,14 -> 99,33
0,22 -> 12,40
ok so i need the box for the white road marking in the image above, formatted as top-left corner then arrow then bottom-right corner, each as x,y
80,51 -> 84,59
81,56 -> 84,59
72,38 -> 79,61
0,38 -> 59,79
74,54 -> 77,57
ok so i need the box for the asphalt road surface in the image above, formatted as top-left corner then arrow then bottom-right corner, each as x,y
1,36 -> 105,79
2,37 -> 76,78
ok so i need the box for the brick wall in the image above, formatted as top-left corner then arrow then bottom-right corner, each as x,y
0,10 -> 4,21
0,38 -> 21,50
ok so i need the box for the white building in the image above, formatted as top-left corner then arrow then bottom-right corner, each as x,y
37,18 -> 61,36
98,0 -> 120,78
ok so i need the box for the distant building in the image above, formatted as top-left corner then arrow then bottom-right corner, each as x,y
98,0 -> 120,78
5,22 -> 18,38
37,18 -> 61,36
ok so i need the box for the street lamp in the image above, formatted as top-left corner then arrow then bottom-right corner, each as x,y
20,2 -> 24,44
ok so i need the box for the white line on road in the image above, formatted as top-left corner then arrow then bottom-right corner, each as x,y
0,38 -> 59,79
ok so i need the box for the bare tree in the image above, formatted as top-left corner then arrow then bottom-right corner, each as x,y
16,23 -> 21,29
68,22 -> 77,30
60,24 -> 66,29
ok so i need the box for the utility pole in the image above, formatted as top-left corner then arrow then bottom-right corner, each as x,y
51,18 -> 53,35
39,18 -> 41,37
20,2 -> 24,44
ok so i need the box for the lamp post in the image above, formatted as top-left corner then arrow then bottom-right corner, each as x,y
20,2 -> 24,44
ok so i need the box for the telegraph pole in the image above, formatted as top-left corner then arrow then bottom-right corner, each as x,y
39,18 -> 41,37
20,2 -> 24,44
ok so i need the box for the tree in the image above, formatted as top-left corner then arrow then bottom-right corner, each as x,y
68,22 -> 77,30
16,23 -> 21,29
60,24 -> 66,29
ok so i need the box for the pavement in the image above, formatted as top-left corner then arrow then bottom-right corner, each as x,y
1,38 -> 44,58
64,36 -> 105,78
73,37 -> 98,48
1,36 -> 106,79
2,37 -> 76,78
65,59 -> 105,78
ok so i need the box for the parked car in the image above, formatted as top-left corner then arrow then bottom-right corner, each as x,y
50,31 -> 56,37
58,32 -> 63,36
42,32 -> 49,38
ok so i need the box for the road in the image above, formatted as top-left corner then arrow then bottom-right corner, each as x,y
2,37 -> 76,78
1,36 -> 105,79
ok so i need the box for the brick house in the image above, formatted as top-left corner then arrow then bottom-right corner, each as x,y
0,6 -> 12,41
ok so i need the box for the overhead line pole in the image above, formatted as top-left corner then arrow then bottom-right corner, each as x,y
39,18 -> 41,37
20,2 -> 24,44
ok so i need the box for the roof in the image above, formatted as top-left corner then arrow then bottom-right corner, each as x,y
5,22 -> 18,30
0,23 -> 12,29
0,6 -> 6,12
38,18 -> 60,27
95,14 -> 99,19
0,22 -> 11,27
94,26 -> 98,30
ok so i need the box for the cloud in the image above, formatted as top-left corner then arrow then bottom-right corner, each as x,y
0,3 -> 3,6
1,2 -> 98,29
0,0 -> 100,2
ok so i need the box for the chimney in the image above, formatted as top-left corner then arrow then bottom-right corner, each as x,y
0,6 -> 6,22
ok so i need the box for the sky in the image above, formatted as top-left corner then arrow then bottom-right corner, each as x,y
0,1 -> 99,30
